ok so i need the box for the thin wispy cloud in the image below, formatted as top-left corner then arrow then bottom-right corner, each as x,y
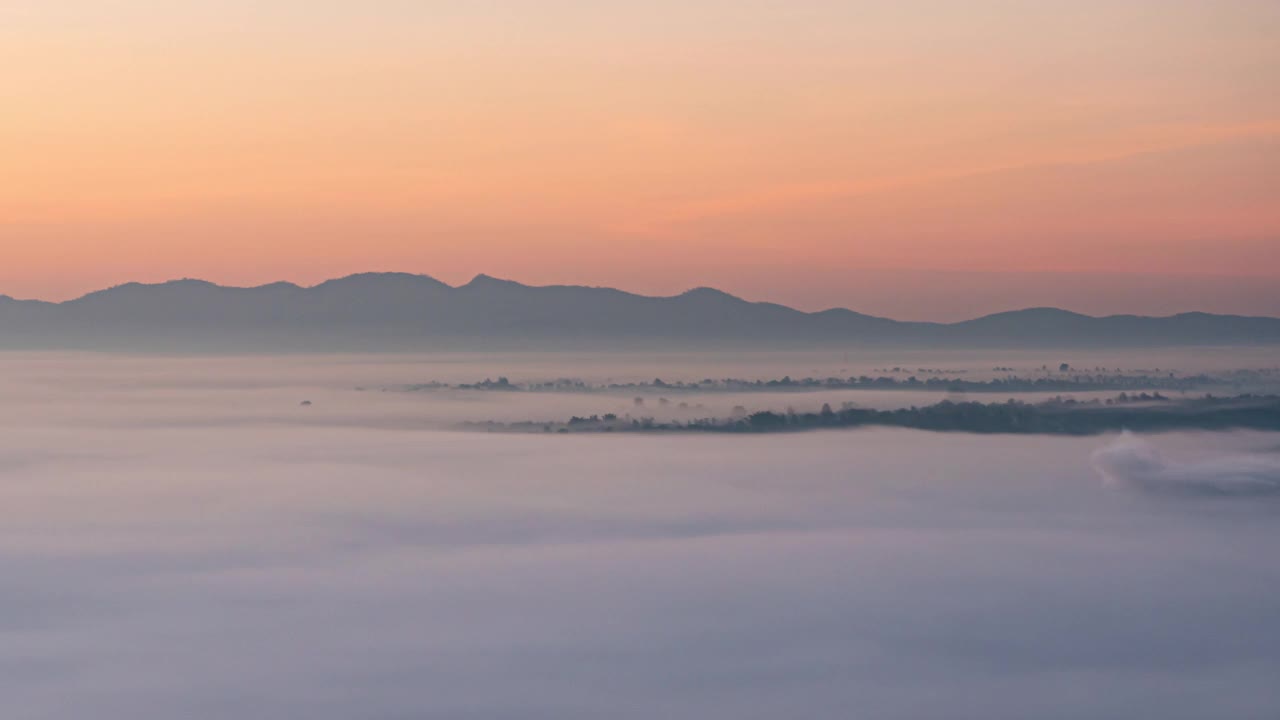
1093,431 -> 1280,497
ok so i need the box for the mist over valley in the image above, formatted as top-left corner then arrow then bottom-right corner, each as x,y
2,351 -> 1280,718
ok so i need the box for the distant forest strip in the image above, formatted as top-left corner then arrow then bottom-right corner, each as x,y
394,370 -> 1272,395
466,394 -> 1280,436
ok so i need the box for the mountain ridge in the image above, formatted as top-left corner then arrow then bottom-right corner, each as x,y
1,273 -> 1277,350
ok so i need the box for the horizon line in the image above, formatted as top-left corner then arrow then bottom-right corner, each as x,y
4,271 -> 1279,324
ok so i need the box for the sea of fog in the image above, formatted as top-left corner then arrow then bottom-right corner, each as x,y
2,352 -> 1280,719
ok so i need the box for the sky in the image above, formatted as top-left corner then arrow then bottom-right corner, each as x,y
2,0 -> 1278,319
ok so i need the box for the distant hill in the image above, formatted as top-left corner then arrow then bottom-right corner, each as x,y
1,273 -> 1278,350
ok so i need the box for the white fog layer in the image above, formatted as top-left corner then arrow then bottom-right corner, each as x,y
2,353 -> 1279,719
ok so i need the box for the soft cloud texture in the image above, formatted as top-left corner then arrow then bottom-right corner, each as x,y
1093,431 -> 1280,497
2,353 -> 1279,719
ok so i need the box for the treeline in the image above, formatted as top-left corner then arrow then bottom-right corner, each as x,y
406,372 -> 1215,395
472,394 -> 1280,436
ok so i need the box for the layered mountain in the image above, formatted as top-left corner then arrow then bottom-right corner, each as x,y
1,273 -> 1277,350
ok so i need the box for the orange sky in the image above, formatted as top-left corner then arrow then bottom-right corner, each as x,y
2,1 -> 1278,318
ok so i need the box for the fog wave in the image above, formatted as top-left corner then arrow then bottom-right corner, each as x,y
1093,431 -> 1280,497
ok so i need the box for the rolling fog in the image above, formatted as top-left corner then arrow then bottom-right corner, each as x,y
3,352 -> 1280,719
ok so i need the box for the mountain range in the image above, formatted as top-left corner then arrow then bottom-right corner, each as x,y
2,272 -> 1278,350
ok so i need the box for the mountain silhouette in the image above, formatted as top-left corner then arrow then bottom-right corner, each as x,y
1,273 -> 1277,350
